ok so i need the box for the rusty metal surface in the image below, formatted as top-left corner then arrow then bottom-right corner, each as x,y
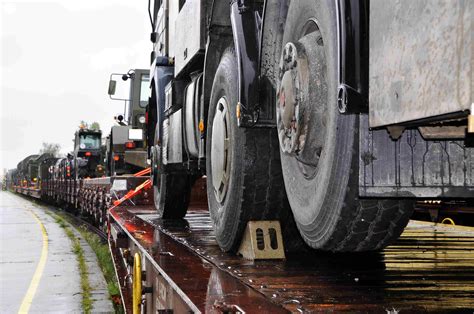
134,208 -> 474,312
109,206 -> 287,313
369,0 -> 472,127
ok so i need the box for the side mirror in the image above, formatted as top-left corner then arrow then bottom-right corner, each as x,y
108,80 -> 117,96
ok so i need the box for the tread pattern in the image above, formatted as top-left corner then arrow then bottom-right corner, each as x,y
153,145 -> 194,219
155,174 -> 194,219
331,199 -> 414,252
238,128 -> 306,251
319,121 -> 414,252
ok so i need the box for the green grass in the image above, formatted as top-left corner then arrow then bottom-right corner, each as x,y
47,210 -> 123,313
52,214 -> 93,313
78,226 -> 121,298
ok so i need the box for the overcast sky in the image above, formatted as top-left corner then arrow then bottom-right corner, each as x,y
0,0 -> 150,171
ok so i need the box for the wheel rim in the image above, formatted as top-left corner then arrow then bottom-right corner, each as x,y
277,20 -> 328,180
210,96 -> 231,204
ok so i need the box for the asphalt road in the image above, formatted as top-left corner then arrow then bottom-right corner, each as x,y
0,192 -> 112,313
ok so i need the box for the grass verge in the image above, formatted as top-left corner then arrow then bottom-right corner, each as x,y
51,213 -> 93,313
78,226 -> 122,307
47,210 -> 123,314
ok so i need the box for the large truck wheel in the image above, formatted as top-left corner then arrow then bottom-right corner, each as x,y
151,145 -> 193,219
206,49 -> 303,252
269,0 -> 414,251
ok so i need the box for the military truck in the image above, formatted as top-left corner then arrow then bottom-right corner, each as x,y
16,155 -> 39,188
107,69 -> 150,175
146,0 -> 473,253
30,153 -> 54,188
73,127 -> 104,178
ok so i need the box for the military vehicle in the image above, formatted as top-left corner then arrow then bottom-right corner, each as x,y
107,69 -> 150,175
73,127 -> 104,178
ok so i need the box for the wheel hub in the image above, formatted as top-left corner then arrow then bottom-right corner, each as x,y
211,97 -> 231,203
277,42 -> 309,155
277,28 -> 327,179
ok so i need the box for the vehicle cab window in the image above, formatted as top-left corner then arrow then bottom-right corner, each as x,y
139,74 -> 150,108
79,134 -> 100,150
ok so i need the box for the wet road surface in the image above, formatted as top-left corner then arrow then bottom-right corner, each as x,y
0,192 -> 113,313
0,192 -> 82,312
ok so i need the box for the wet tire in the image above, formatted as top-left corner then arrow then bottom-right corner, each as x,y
206,48 -> 304,252
151,145 -> 194,219
269,0 -> 414,251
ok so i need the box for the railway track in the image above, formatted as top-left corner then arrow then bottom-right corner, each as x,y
53,208 -> 108,241
23,199 -> 109,242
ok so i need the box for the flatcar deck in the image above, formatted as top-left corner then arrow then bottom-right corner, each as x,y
110,205 -> 474,312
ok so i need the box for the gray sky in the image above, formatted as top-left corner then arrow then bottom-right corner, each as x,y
0,0 -> 150,171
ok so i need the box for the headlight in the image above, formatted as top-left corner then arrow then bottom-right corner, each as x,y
138,115 -> 146,124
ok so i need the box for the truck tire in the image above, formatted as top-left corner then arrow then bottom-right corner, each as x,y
267,0 -> 414,251
151,145 -> 193,219
206,48 -> 304,252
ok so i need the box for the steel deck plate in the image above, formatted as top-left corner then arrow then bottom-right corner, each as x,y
112,206 -> 474,312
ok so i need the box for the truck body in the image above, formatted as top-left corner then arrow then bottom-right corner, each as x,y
145,0 -> 473,254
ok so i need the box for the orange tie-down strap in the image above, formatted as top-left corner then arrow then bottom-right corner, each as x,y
133,167 -> 151,177
111,168 -> 152,209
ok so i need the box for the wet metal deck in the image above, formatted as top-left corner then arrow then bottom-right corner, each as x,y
112,206 -> 474,312
110,206 -> 286,313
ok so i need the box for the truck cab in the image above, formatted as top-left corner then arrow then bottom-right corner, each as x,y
73,127 -> 103,178
107,69 -> 150,175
